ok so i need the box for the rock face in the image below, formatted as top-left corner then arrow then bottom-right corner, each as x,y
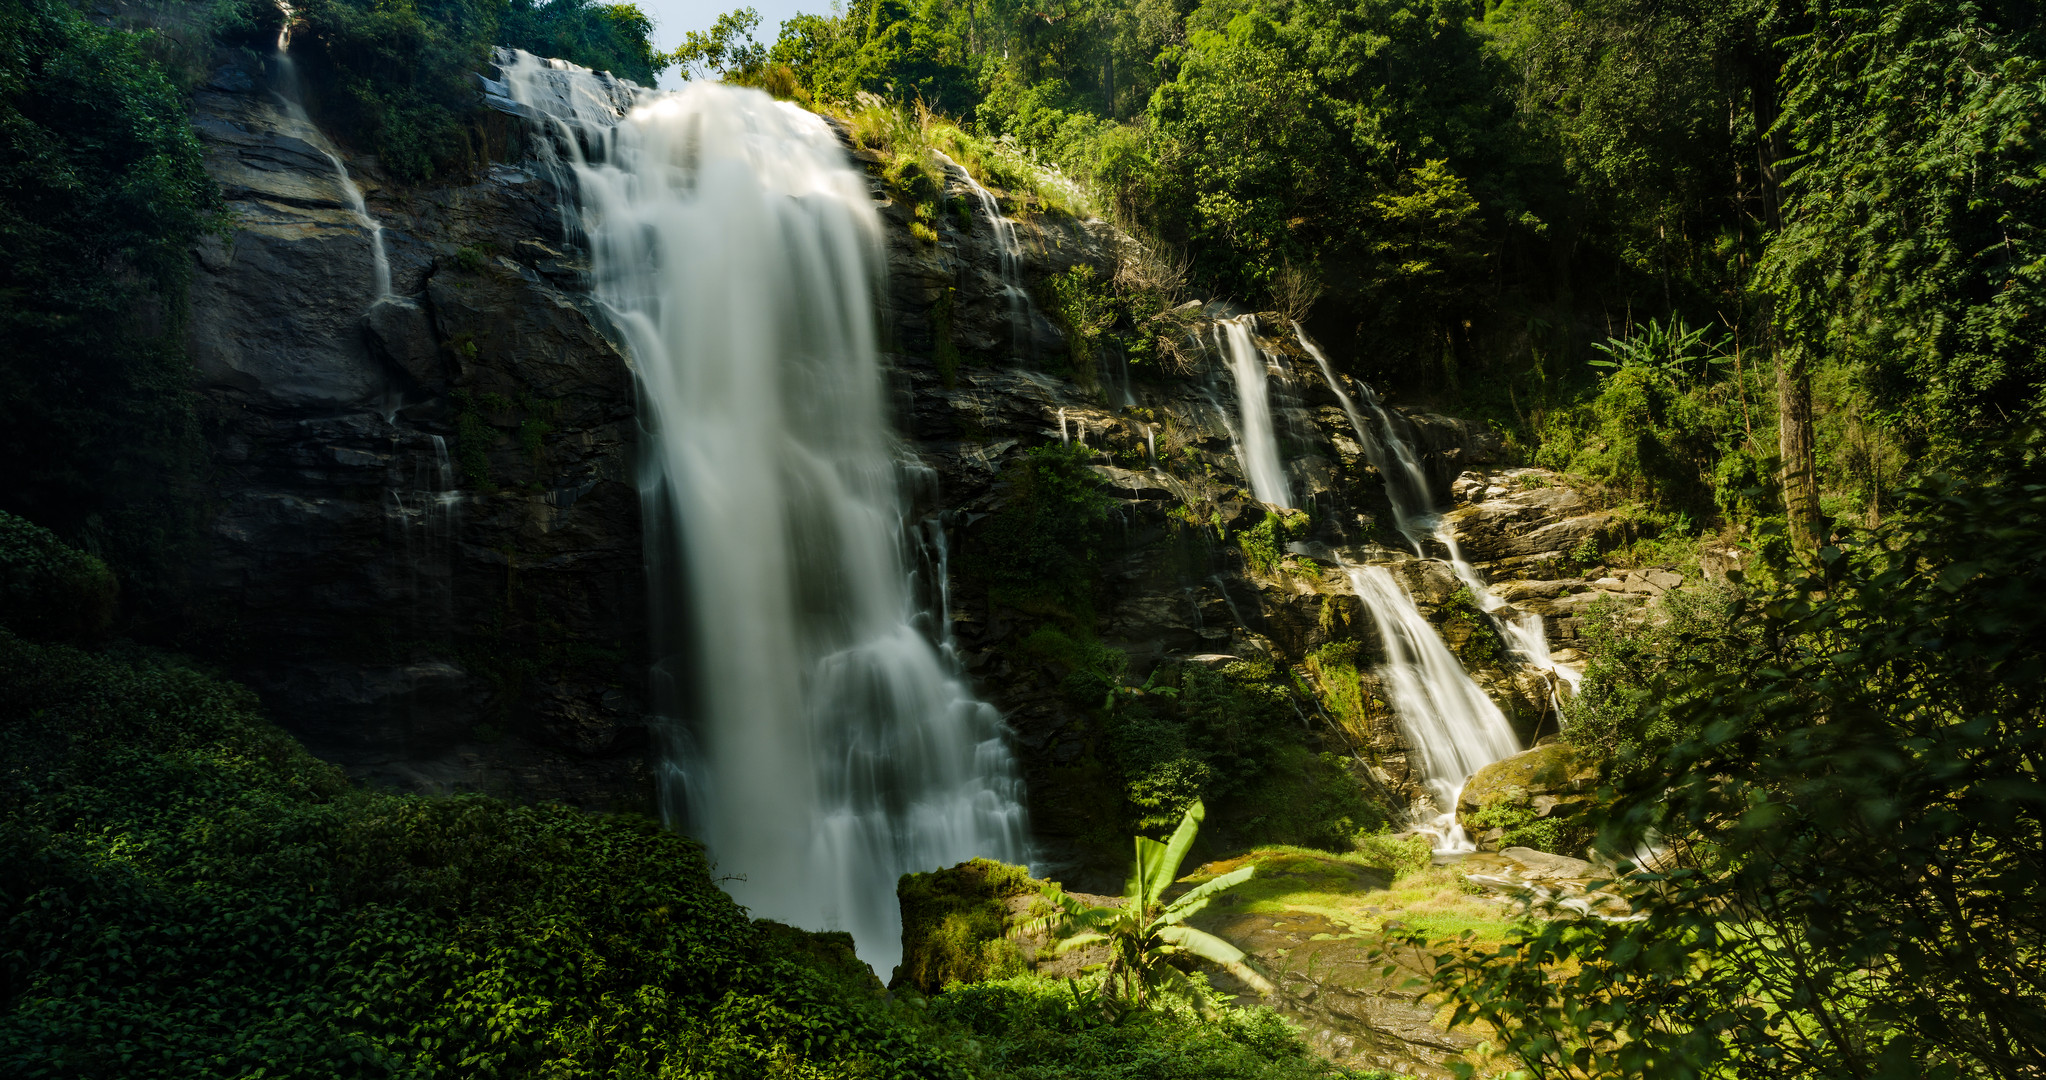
183,60 -> 648,807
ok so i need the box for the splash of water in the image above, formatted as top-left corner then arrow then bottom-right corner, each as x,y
500,51 -> 1028,974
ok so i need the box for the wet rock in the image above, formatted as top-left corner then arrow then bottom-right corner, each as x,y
183,59 -> 648,809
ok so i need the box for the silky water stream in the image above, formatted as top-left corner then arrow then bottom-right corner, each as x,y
500,52 -> 1028,973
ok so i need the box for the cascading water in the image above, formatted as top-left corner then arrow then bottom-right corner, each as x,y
1292,324 -> 1430,552
1339,561 -> 1521,852
500,52 -> 1028,973
934,151 -> 1027,350
1293,323 -> 1584,849
1216,316 -> 1294,508
272,5 -> 391,302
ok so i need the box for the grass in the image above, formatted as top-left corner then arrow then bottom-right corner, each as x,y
826,93 -> 1097,220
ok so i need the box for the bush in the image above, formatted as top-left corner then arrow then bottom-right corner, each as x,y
930,974 -> 1344,1080
0,626 -> 965,1078
0,513 -> 117,643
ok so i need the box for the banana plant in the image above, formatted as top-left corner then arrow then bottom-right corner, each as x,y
1029,800 -> 1273,1013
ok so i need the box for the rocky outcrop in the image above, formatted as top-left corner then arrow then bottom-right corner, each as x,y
1457,741 -> 1601,842
183,59 -> 648,807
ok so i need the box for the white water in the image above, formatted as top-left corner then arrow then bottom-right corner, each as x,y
1216,316 -> 1294,508
272,11 -> 391,302
934,150 -> 1027,349
1292,323 -> 1592,848
1292,323 -> 1429,552
501,52 -> 1028,974
1341,562 -> 1521,853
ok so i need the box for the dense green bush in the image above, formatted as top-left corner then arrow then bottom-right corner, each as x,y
1422,439 -> 2046,1078
0,0 -> 214,619
930,975 -> 1360,1080
0,512 -> 118,644
0,624 -> 969,1078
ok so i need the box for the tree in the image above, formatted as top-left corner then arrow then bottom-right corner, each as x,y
1031,800 -> 1273,1011
1412,436 -> 2046,1078
672,6 -> 768,79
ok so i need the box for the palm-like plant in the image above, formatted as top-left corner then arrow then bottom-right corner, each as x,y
1030,800 -> 1273,1012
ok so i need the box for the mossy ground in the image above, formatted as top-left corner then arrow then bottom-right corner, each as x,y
1185,847 -> 1527,949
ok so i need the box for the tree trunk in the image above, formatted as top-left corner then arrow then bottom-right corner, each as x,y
1751,37 -> 1824,549
1776,346 -> 1823,547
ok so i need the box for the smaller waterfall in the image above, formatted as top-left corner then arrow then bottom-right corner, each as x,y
272,11 -> 391,302
934,151 -> 1026,349
1340,561 -> 1521,853
1057,407 -> 1069,445
1216,316 -> 1293,508
1294,323 -> 1429,552
391,434 -> 462,636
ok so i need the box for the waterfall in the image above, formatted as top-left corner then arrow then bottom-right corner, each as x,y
933,151 -> 1026,350
1216,316 -> 1294,508
500,52 -> 1028,974
271,11 -> 391,303
1293,323 -> 1586,848
1340,561 -> 1520,853
1293,323 -> 1429,553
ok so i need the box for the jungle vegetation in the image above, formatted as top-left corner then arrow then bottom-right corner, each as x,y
1,0 -> 2041,1076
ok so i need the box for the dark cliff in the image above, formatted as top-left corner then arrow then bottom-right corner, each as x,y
183,60 -> 648,807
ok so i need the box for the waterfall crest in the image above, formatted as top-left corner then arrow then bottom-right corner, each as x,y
500,52 -> 1028,973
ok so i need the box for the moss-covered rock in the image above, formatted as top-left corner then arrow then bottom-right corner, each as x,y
892,858 -> 1041,993
1456,741 -> 1600,852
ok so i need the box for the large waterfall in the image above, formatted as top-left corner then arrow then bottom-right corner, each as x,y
500,53 -> 1028,973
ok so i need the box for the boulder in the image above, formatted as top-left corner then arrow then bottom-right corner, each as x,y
1458,742 -> 1600,823
891,859 -> 1042,993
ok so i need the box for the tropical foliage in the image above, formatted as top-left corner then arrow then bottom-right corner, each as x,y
1032,801 -> 1273,1012
1401,439 -> 2046,1078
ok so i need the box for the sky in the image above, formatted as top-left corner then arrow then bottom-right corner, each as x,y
638,0 -> 821,90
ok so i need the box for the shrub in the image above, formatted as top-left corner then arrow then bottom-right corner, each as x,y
0,0 -> 213,616
0,513 -> 117,643
0,627 -> 963,1078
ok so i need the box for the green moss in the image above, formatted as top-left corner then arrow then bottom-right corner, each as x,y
930,286 -> 962,386
1464,785 -> 1566,852
449,390 -> 498,492
1438,587 -> 1505,668
893,859 -> 1040,994
970,442 -> 1114,623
